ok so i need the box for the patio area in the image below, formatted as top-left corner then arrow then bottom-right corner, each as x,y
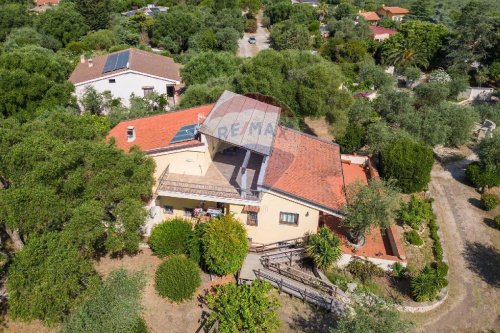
157,146 -> 263,201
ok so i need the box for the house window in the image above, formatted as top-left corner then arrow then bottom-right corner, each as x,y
184,208 -> 194,217
279,212 -> 299,225
247,212 -> 258,226
109,79 -> 116,83
163,205 -> 173,214
143,86 -> 154,97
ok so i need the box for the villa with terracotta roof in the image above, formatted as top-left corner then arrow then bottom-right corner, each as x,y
377,6 -> 409,22
69,48 -> 181,108
108,91 -> 406,267
369,25 -> 398,41
357,11 -> 380,24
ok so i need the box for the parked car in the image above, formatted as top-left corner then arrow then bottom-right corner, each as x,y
248,37 -> 256,44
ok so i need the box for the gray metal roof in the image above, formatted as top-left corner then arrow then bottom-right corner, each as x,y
198,91 -> 281,156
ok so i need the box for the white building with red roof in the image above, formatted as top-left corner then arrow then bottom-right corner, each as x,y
377,6 -> 409,22
108,91 -> 406,266
357,11 -> 380,24
69,48 -> 181,108
369,25 -> 397,41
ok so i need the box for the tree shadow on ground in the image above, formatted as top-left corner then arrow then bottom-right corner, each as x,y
440,159 -> 475,187
463,241 -> 500,288
289,306 -> 338,333
483,218 -> 500,231
468,198 -> 483,209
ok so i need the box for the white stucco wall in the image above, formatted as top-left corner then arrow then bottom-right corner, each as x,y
74,71 -> 178,107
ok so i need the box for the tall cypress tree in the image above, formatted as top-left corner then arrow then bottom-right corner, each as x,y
75,0 -> 110,31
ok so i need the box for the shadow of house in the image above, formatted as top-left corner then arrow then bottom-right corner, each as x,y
463,241 -> 500,288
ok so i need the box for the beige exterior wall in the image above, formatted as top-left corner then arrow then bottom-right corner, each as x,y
247,192 -> 320,244
155,191 -> 321,244
151,147 -> 209,183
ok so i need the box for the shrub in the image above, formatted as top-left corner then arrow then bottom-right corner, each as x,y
325,270 -> 350,292
495,215 -> 500,229
187,222 -> 206,265
429,218 -> 443,261
305,227 -> 342,270
205,281 -> 280,333
60,269 -> 146,333
466,162 -> 500,188
245,19 -> 258,33
404,230 -> 424,246
391,262 -> 405,278
398,195 -> 434,229
155,255 -> 201,302
202,215 -> 248,275
346,259 -> 384,284
149,218 -> 193,257
481,192 -> 500,211
381,138 -> 434,193
411,262 -> 448,302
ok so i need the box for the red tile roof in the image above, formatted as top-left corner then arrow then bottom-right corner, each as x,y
69,48 -> 181,85
358,11 -> 380,21
36,0 -> 59,5
264,126 -> 346,212
381,6 -> 409,14
107,104 -> 213,153
369,25 -> 397,36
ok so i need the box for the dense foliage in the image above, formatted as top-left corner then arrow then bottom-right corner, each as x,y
60,269 -> 146,333
149,218 -> 193,257
306,227 -> 342,270
7,233 -> 99,324
411,262 -> 448,302
398,195 -> 434,230
380,137 -> 434,193
155,255 -> 201,302
481,192 -> 500,211
202,215 -> 248,275
0,112 -> 154,254
466,133 -> 500,188
346,259 -> 384,284
404,230 -> 424,246
205,281 -> 280,333
342,179 -> 399,243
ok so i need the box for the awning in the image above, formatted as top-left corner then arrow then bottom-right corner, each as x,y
243,205 -> 260,213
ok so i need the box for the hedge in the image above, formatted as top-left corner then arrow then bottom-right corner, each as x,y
481,192 -> 500,211
155,255 -> 201,302
404,230 -> 423,246
149,218 -> 193,257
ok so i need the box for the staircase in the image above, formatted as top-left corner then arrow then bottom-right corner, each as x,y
240,239 -> 350,314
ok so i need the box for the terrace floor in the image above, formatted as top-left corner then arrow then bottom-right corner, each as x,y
158,146 -> 263,200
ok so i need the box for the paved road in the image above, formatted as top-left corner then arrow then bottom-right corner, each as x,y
410,156 -> 500,332
237,11 -> 270,58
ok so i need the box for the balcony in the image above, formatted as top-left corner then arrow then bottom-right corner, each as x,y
157,146 -> 263,203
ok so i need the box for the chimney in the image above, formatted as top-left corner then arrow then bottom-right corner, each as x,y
80,54 -> 85,64
127,126 -> 136,142
88,58 -> 93,68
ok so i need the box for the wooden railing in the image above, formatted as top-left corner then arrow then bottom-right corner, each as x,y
260,248 -> 306,266
249,237 -> 308,253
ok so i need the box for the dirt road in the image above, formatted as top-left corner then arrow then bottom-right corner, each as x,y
237,11 -> 270,58
408,156 -> 500,332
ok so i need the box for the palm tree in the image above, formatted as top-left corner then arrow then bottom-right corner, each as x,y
383,39 -> 429,69
305,227 -> 342,270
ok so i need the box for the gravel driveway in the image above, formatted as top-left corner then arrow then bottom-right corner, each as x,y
409,155 -> 500,332
237,11 -> 270,58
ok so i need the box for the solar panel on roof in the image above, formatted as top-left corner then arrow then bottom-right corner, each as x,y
102,51 -> 130,74
170,124 -> 198,144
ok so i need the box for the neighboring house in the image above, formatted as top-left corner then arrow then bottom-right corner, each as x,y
31,0 -> 59,12
69,48 -> 181,108
357,11 -> 380,24
319,24 -> 329,38
108,91 -> 406,267
122,4 -> 168,17
376,6 -> 409,22
291,0 -> 320,6
369,25 -> 397,41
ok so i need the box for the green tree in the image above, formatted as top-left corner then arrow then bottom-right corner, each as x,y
404,67 -> 421,87
381,21 -> 448,69
358,61 -> 394,90
342,179 -> 399,244
270,20 -> 311,51
409,0 -> 436,22
3,27 -> 61,51
202,215 -> 248,275
332,300 -> 412,333
337,123 -> 366,153
306,227 -> 342,270
149,218 -> 193,257
7,233 -> 99,325
414,82 -> 450,108
205,281 -> 280,333
477,131 -> 500,171
380,137 -> 434,193
181,52 -> 240,85
75,0 -> 111,30
155,255 -> 201,302
60,269 -> 146,333
81,29 -> 117,51
36,2 -> 90,47
180,77 -> 234,108
0,3 -> 31,42
0,46 -> 74,120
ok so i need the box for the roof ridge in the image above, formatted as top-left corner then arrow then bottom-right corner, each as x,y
278,125 -> 341,148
